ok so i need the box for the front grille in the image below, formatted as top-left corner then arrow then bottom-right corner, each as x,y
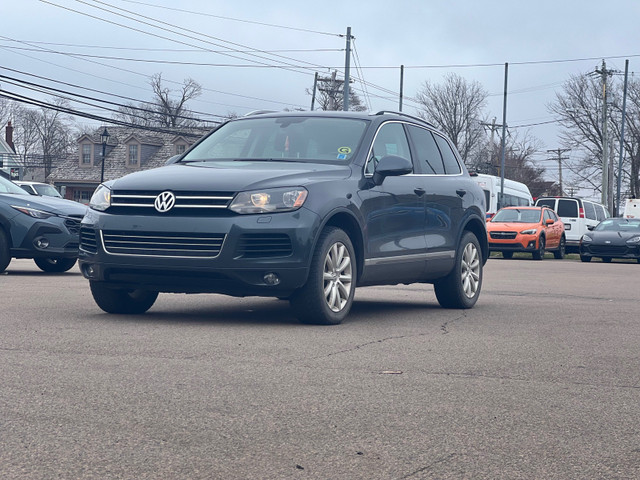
80,227 -> 98,254
110,190 -> 235,211
236,233 -> 293,258
490,231 -> 518,240
63,215 -> 84,235
590,245 -> 628,256
101,230 -> 225,258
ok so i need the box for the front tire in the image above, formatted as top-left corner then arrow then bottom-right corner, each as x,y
502,251 -> 513,259
434,231 -> 483,309
290,227 -> 356,325
601,257 -> 612,263
532,236 -> 545,260
0,228 -> 10,273
90,281 -> 159,314
553,236 -> 566,259
34,257 -> 77,273
580,255 -> 592,263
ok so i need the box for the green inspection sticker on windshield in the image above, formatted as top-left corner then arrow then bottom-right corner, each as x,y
337,146 -> 351,159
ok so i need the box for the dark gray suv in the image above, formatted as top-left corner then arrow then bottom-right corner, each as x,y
0,175 -> 87,273
80,111 -> 488,324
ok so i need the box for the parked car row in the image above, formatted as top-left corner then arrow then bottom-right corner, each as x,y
487,195 -> 640,264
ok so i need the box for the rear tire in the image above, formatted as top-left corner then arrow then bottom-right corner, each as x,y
580,255 -> 592,263
601,257 -> 612,263
290,227 -> 356,325
502,251 -> 513,259
553,236 -> 565,259
532,236 -> 545,260
0,228 -> 10,273
90,281 -> 158,314
434,231 -> 482,309
34,257 -> 77,273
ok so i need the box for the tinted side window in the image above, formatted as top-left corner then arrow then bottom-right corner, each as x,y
433,134 -> 462,174
366,122 -> 412,175
406,125 -> 445,174
536,199 -> 555,209
583,201 -> 596,220
557,199 -> 579,217
595,204 -> 606,221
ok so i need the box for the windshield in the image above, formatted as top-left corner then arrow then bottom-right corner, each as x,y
0,176 -> 30,195
595,218 -> 640,232
34,184 -> 62,197
492,208 -> 542,223
183,116 -> 368,164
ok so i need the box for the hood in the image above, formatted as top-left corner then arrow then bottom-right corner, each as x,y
3,193 -> 87,216
108,161 -> 353,192
487,221 -> 540,231
591,230 -> 640,243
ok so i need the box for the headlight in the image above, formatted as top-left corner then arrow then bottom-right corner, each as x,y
11,205 -> 56,219
89,185 -> 112,211
520,228 -> 537,235
626,235 -> 640,245
229,187 -> 308,214
581,234 -> 593,243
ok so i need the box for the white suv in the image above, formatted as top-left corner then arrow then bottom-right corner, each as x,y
534,197 -> 610,252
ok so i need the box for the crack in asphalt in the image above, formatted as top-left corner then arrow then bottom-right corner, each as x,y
398,453 -> 458,479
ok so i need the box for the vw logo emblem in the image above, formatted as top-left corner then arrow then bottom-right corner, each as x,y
154,191 -> 176,213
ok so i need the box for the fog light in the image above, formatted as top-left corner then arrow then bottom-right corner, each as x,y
83,264 -> 95,278
263,272 -> 280,286
34,237 -> 50,249
528,241 -> 536,248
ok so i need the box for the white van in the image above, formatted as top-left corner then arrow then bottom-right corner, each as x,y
623,198 -> 640,219
534,196 -> 610,252
470,173 -> 533,219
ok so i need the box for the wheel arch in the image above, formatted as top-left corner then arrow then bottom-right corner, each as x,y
317,209 -> 365,282
460,213 -> 488,265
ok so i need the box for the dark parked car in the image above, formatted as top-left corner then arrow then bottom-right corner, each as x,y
579,217 -> 640,263
0,175 -> 87,273
80,111 -> 488,324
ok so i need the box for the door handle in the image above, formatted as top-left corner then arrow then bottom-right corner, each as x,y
456,189 -> 467,198
414,188 -> 426,196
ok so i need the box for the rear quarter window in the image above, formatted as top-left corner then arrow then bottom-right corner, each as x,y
536,199 -> 555,209
583,201 -> 597,220
433,134 -> 461,175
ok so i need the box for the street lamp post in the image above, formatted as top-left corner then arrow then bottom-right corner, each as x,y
100,127 -> 110,184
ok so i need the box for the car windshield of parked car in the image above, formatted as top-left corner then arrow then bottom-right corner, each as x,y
0,176 -> 30,195
492,208 -> 541,223
33,184 -> 62,197
595,218 -> 640,232
182,116 -> 369,164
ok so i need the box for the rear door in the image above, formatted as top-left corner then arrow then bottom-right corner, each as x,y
555,198 -> 581,243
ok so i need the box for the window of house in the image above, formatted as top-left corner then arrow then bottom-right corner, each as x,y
175,143 -> 187,155
128,143 -> 139,166
81,144 -> 92,165
73,190 -> 91,203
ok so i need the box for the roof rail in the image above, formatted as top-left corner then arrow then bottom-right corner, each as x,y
373,110 -> 434,127
244,110 -> 277,117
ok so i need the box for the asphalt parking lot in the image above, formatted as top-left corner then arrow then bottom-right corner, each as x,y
1,257 -> 639,479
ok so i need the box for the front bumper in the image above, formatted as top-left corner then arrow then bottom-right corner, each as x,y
488,234 -> 539,252
79,208 -> 321,296
10,216 -> 81,260
579,243 -> 640,260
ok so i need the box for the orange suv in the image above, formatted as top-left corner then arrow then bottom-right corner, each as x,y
487,206 -> 565,260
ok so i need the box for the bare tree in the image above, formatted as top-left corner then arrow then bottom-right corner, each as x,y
114,73 -> 203,128
614,78 -> 640,198
11,99 -> 73,179
415,73 -> 488,165
0,97 -> 11,128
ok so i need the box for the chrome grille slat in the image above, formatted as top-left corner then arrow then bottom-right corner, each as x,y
101,230 -> 225,258
110,190 -> 235,211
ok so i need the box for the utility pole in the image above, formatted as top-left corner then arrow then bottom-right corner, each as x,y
481,117 -> 502,174
399,65 -> 404,112
342,27 -> 352,111
595,60 -> 615,207
547,148 -> 570,196
617,59 -> 629,216
317,71 -> 343,111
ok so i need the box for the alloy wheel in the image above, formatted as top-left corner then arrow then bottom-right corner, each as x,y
323,242 -> 353,312
461,242 -> 481,298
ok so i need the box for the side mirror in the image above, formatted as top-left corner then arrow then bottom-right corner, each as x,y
372,155 -> 413,185
545,218 -> 555,225
165,155 -> 182,165
587,225 -> 595,231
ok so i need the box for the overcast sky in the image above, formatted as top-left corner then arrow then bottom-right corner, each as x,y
2,0 -> 640,188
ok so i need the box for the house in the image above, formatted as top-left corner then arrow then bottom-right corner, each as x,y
48,126 -> 208,203
0,122 -> 21,180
